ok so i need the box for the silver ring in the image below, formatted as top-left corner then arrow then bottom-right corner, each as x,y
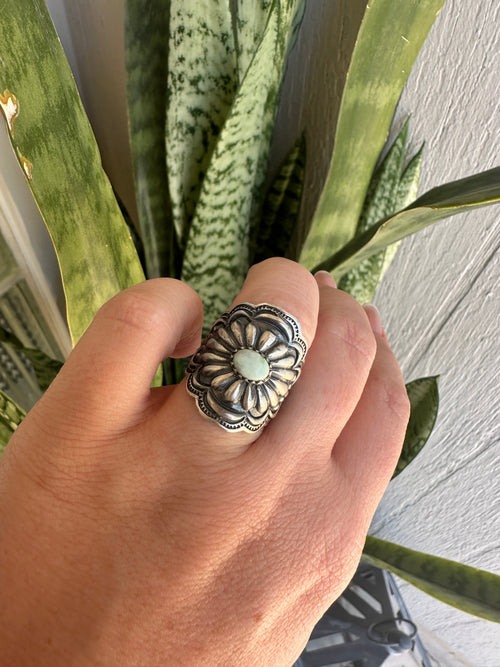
186,303 -> 308,433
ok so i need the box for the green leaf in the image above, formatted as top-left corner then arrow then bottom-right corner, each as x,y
166,1 -> 239,246
377,143 -> 424,279
235,1 -> 304,82
395,143 -> 424,211
252,134 -> 306,263
0,390 -> 26,455
393,376 -> 439,478
299,0 -> 446,270
125,0 -> 177,279
235,1 -> 273,82
363,536 -> 500,623
338,120 -> 410,302
314,167 -> 500,278
181,0 -> 304,330
0,325 -> 63,392
360,120 -> 410,234
0,0 -> 145,345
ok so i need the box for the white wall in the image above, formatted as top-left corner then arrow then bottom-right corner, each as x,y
372,1 -> 500,662
10,1 -> 500,664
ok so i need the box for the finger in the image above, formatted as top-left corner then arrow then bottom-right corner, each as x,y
41,279 -> 203,427
332,317 -> 410,524
162,258 -> 320,460
255,281 -> 377,464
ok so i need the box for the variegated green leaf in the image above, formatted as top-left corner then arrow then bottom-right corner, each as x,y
314,167 -> 500,278
378,144 -> 424,279
181,0 -> 304,330
363,536 -> 500,623
395,143 -> 424,211
0,325 -> 63,392
236,1 -> 273,82
360,120 -> 410,234
393,376 -> 439,478
299,0 -> 446,270
0,0 -> 145,345
338,120 -> 410,302
0,389 -> 26,454
125,0 -> 176,279
236,0 -> 305,80
253,134 -> 306,262
166,2 -> 239,246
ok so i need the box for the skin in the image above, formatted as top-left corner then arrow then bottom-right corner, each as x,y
0,258 -> 410,666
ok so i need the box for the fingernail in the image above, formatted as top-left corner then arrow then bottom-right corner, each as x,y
363,304 -> 383,335
314,270 -> 337,288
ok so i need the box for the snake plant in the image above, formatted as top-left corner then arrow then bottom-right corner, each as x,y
0,0 -> 499,625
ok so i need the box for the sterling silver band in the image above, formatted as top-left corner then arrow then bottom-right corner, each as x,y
186,303 -> 307,433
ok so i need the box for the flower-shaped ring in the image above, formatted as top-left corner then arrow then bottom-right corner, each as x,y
186,303 -> 308,432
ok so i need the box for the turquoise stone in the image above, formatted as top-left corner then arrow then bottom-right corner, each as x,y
233,348 -> 269,381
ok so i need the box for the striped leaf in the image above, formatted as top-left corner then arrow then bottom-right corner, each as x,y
363,536 -> 500,623
340,136 -> 423,303
0,390 -> 26,455
314,167 -> 500,277
378,144 -> 424,279
338,120 -> 410,302
393,376 -> 439,478
236,1 -> 273,82
396,144 -> 424,211
166,1 -> 239,246
252,134 -> 306,263
125,0 -> 176,278
299,0 -> 446,270
0,0 -> 144,345
0,325 -> 63,392
181,0 -> 304,330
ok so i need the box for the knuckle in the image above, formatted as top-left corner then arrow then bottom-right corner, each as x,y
333,315 -> 377,367
96,288 -> 165,336
374,373 -> 411,424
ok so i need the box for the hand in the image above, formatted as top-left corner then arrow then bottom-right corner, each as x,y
0,258 -> 409,666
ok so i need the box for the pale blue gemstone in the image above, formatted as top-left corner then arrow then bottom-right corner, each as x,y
233,348 -> 270,381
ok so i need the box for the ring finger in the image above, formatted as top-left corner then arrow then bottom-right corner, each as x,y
160,258 -> 320,461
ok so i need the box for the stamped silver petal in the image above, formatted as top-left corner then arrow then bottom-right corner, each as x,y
199,350 -> 230,364
216,326 -> 238,350
224,379 -> 246,403
200,363 -> 230,376
258,313 -> 295,342
257,330 -> 276,352
211,371 -> 237,389
268,377 -> 290,398
272,354 -> 296,369
265,384 -> 280,410
253,385 -> 270,416
206,337 -> 233,356
266,343 -> 289,361
206,390 -> 244,423
244,322 -> 258,347
242,383 -> 257,411
270,367 -> 297,383
229,318 -> 245,346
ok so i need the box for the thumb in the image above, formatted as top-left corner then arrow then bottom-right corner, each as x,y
40,279 -> 203,428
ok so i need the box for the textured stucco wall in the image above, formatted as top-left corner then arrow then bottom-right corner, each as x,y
371,2 -> 500,663
8,1 -> 500,664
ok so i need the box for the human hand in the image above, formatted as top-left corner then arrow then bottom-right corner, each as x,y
0,258 -> 410,666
